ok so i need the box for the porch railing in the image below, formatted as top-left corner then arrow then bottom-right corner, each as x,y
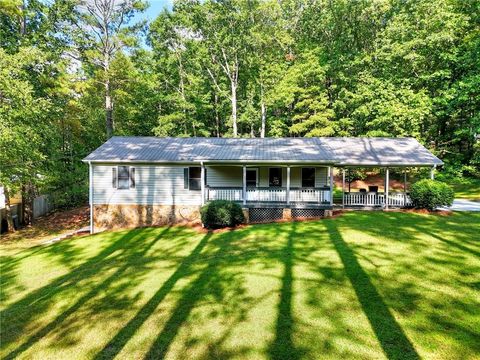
290,188 -> 330,203
207,187 -> 243,202
246,187 -> 287,202
344,192 -> 411,207
206,186 -> 331,204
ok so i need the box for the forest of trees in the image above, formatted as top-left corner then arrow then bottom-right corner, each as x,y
1,0 -> 479,221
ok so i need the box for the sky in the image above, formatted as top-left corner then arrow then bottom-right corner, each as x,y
135,0 -> 173,23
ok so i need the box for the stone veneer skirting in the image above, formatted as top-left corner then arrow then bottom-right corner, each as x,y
93,204 -> 202,232
93,204 -> 333,233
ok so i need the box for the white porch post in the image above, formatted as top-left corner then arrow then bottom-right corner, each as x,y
286,166 -> 291,205
329,166 -> 334,205
200,162 -> 205,206
404,168 -> 407,205
243,165 -> 247,205
89,161 -> 93,234
342,168 -> 346,209
430,165 -> 436,180
385,167 -> 390,210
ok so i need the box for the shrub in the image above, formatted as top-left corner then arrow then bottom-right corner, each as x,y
200,200 -> 245,228
409,179 -> 454,210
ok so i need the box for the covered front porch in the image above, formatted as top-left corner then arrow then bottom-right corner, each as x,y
201,164 -> 437,210
337,165 -> 437,209
201,164 -> 334,208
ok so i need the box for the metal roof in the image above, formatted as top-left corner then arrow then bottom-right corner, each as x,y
83,136 -> 443,166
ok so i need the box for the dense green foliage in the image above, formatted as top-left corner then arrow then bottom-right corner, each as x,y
2,212 -> 479,358
1,0 -> 479,224
200,200 -> 245,228
410,179 -> 455,210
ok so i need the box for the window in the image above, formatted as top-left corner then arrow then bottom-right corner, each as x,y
269,168 -> 282,187
302,168 -> 315,188
113,166 -> 135,189
185,167 -> 201,190
246,169 -> 258,187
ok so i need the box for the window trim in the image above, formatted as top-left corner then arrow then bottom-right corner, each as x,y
187,166 -> 202,191
113,166 -> 135,190
301,167 -> 316,188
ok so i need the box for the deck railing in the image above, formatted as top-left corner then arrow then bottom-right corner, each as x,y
206,186 -> 331,204
290,188 -> 330,203
343,192 -> 411,207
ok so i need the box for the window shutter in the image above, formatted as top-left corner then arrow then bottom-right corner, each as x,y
112,167 -> 117,188
130,167 -> 135,188
184,168 -> 189,189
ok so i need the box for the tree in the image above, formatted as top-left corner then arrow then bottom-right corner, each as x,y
74,0 -> 147,138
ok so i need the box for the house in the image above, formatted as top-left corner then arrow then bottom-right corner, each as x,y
83,137 -> 443,233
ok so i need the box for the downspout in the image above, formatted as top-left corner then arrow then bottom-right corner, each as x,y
89,161 -> 94,234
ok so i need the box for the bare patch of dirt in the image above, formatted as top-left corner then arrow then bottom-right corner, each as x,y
1,206 -> 89,247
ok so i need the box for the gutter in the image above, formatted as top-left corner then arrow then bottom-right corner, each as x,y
82,159 -> 442,167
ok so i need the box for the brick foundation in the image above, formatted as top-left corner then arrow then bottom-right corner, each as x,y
93,204 -> 201,233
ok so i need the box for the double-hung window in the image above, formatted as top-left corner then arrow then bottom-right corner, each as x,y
112,166 -> 135,189
301,168 -> 315,188
269,168 -> 282,187
184,167 -> 201,190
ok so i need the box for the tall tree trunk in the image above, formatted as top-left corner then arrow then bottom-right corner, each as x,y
214,92 -> 220,137
231,79 -> 238,137
19,0 -> 26,35
4,188 -> 15,233
22,182 -> 35,225
105,78 -> 113,138
260,97 -> 267,138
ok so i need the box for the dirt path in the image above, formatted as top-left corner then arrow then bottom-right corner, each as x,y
0,206 -> 89,250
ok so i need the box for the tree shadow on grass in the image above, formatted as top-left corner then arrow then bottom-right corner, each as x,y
4,227 -> 175,360
324,220 -> 420,360
268,221 -> 304,360
1,228 -> 145,351
143,229 -> 238,359
95,231 -> 213,360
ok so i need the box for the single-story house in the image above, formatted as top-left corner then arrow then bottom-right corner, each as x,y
83,136 -> 443,232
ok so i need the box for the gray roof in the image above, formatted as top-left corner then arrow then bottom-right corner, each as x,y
83,136 -> 443,166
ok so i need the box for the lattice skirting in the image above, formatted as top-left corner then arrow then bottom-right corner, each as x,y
291,208 -> 325,219
249,208 -> 284,223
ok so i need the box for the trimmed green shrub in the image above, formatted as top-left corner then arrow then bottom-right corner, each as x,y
409,179 -> 454,210
201,200 -> 245,228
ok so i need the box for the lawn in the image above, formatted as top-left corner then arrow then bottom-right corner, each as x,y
1,212 -> 479,360
446,177 -> 480,201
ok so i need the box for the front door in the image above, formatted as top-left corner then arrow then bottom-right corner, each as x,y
246,168 -> 258,187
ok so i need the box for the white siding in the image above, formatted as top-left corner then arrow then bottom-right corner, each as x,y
206,166 -> 242,187
204,166 -> 327,188
92,164 -> 330,206
316,167 -> 328,187
93,165 -> 201,205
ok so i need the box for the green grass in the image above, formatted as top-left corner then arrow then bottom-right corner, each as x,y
446,177 -> 480,200
1,212 -> 479,359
